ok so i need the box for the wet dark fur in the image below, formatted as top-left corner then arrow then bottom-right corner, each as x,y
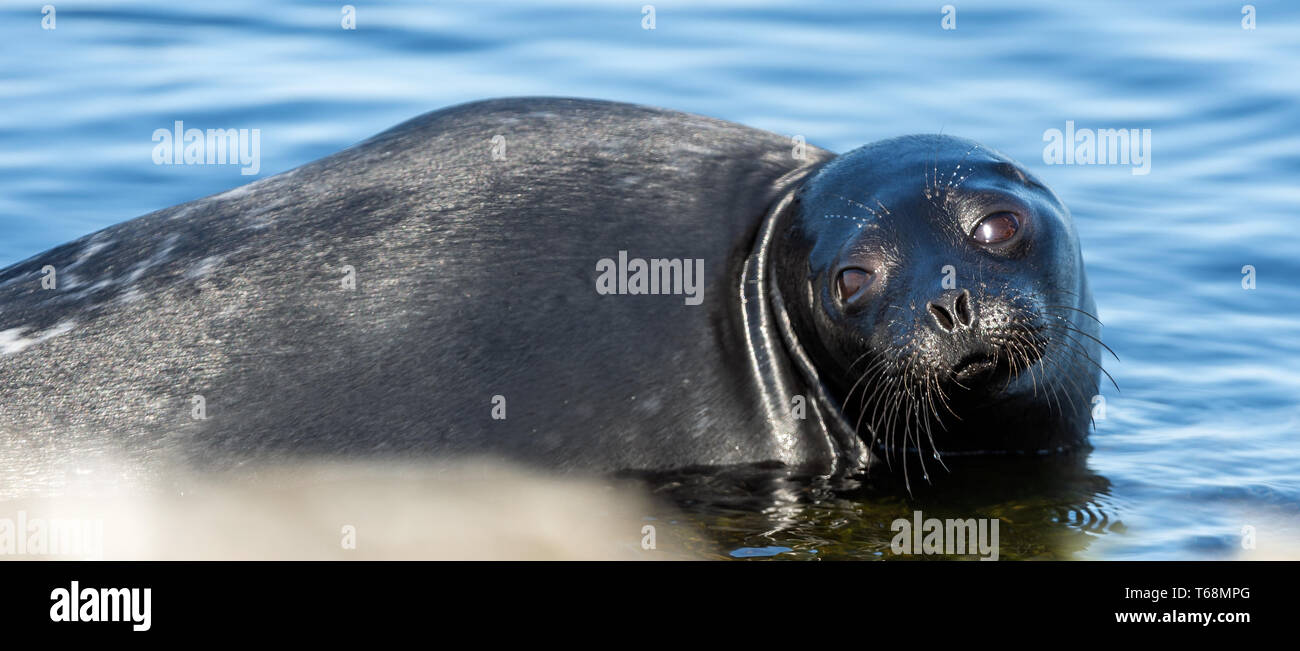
0,99 -> 1104,490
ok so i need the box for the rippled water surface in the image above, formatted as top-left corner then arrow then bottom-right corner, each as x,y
2,0 -> 1298,559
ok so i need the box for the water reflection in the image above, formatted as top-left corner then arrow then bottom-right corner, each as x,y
631,451 -> 1120,560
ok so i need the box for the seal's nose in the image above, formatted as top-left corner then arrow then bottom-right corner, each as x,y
927,288 -> 974,333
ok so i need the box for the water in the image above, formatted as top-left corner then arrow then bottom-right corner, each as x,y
2,0 -> 1298,559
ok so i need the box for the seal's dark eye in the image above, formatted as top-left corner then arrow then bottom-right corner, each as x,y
972,212 -> 1020,244
836,268 -> 873,302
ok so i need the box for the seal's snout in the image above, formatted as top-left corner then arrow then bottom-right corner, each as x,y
921,288 -> 1029,389
927,288 -> 973,333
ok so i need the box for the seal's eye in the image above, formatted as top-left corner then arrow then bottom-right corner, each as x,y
972,212 -> 1020,244
836,268 -> 873,302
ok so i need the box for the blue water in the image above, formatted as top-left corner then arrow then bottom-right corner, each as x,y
2,0 -> 1298,559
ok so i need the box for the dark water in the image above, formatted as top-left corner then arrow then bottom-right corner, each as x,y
633,456 -> 1119,561
2,1 -> 1298,559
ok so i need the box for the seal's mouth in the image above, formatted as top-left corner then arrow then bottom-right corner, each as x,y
953,353 -> 993,377
952,352 -> 1007,385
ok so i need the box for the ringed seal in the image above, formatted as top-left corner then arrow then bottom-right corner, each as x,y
0,98 -> 1104,492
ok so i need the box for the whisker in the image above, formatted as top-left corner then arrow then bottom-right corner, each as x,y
1041,304 -> 1103,325
1040,325 -> 1119,395
1040,313 -> 1120,362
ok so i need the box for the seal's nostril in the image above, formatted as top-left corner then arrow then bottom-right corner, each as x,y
928,302 -> 956,332
955,289 -> 972,326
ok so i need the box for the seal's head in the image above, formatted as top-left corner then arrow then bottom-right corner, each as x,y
774,135 -> 1105,463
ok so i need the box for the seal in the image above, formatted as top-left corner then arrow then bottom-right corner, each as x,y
0,98 -> 1104,491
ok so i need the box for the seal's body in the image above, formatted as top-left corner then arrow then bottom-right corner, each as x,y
0,98 -> 1101,490
0,98 -> 844,484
